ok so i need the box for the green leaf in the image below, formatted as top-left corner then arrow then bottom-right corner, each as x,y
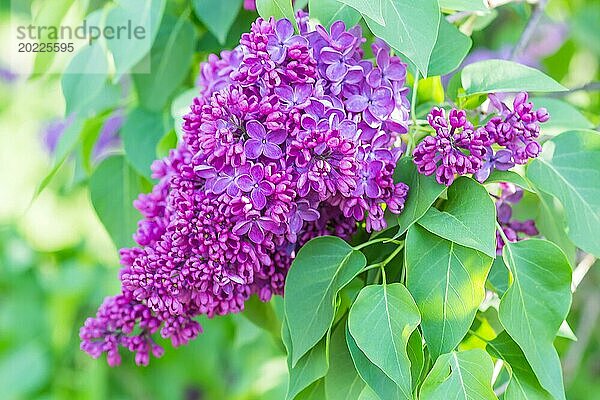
241,295 -> 281,340
133,14 -> 197,111
532,97 -> 593,136
393,157 -> 445,238
337,0 -> 384,24
324,321 -> 365,400
487,257 -> 509,296
348,283 -> 420,399
287,337 -> 329,400
405,224 -> 493,358
439,0 -> 488,11
106,0 -> 165,78
498,239 -> 572,400
461,60 -> 567,95
358,386 -> 380,400
171,88 -> 199,139
527,130 -> 600,257
309,0 -> 362,29
156,129 -> 178,159
193,0 -> 242,44
571,3 -> 600,57
534,190 -> 577,265
346,326 -> 406,400
121,108 -> 169,178
256,0 -> 297,29
428,18 -> 472,76
295,379 -> 326,400
419,349 -> 497,400
61,44 -> 108,116
90,156 -> 151,249
407,330 -> 425,389
487,331 -> 553,400
284,236 -> 366,366
485,170 -> 532,191
363,0 -> 440,77
417,177 -> 497,258
32,1 -> 73,74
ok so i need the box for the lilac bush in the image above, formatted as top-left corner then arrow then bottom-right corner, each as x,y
80,15 -> 411,366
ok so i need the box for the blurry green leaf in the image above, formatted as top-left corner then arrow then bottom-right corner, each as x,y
338,0 -> 384,24
418,177 -> 497,257
419,349 -> 496,400
498,239 -> 572,400
348,283 -> 420,399
309,0 -> 361,29
171,87 -> 199,138
285,236 -> 366,366
346,326 -> 406,400
461,60 -> 567,95
358,386 -> 380,400
428,19 -> 472,76
418,76 -> 445,104
134,14 -> 197,111
487,331 -> 553,400
406,224 -> 493,358
363,0 -> 440,77
242,295 -> 281,340
324,321 -> 365,400
106,0 -> 165,78
571,3 -> 600,57
90,155 -> 151,249
527,130 -> 600,257
532,97 -> 594,136
439,0 -> 488,11
287,338 -> 328,400
393,158 -> 445,237
156,129 -> 178,159
32,1 -> 73,73
121,107 -> 169,178
193,0 -> 242,44
256,0 -> 297,29
61,43 -> 108,115
0,342 -> 50,399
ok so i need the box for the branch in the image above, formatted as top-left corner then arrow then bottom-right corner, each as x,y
510,0 -> 548,60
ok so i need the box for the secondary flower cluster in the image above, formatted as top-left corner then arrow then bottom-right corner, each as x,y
494,183 -> 538,254
413,93 -> 549,186
81,15 -> 411,366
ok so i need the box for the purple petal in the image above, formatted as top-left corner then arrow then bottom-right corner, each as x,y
233,220 -> 251,236
246,120 -> 266,140
275,19 -> 294,41
326,62 -> 347,81
244,139 -> 263,159
251,189 -> 267,210
236,174 -> 254,191
250,164 -> 264,181
275,85 -> 294,102
266,129 -> 287,144
385,62 -> 406,81
346,95 -> 368,112
248,223 -> 264,243
263,143 -> 283,159
319,48 -> 342,64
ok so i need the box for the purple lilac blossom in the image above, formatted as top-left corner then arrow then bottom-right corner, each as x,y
81,14 -> 412,366
414,93 -> 549,186
494,183 -> 538,254
0,66 -> 17,83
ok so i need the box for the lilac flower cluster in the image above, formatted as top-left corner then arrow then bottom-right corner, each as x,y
494,183 -> 538,254
413,92 -> 549,186
81,15 -> 411,366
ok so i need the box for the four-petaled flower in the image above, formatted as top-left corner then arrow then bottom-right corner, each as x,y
233,211 -> 282,244
267,18 -> 308,64
346,83 -> 394,125
244,120 -> 286,159
236,163 -> 275,210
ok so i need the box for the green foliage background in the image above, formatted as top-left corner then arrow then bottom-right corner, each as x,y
0,0 -> 599,399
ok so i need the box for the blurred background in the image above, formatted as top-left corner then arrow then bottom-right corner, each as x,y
0,0 -> 598,399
